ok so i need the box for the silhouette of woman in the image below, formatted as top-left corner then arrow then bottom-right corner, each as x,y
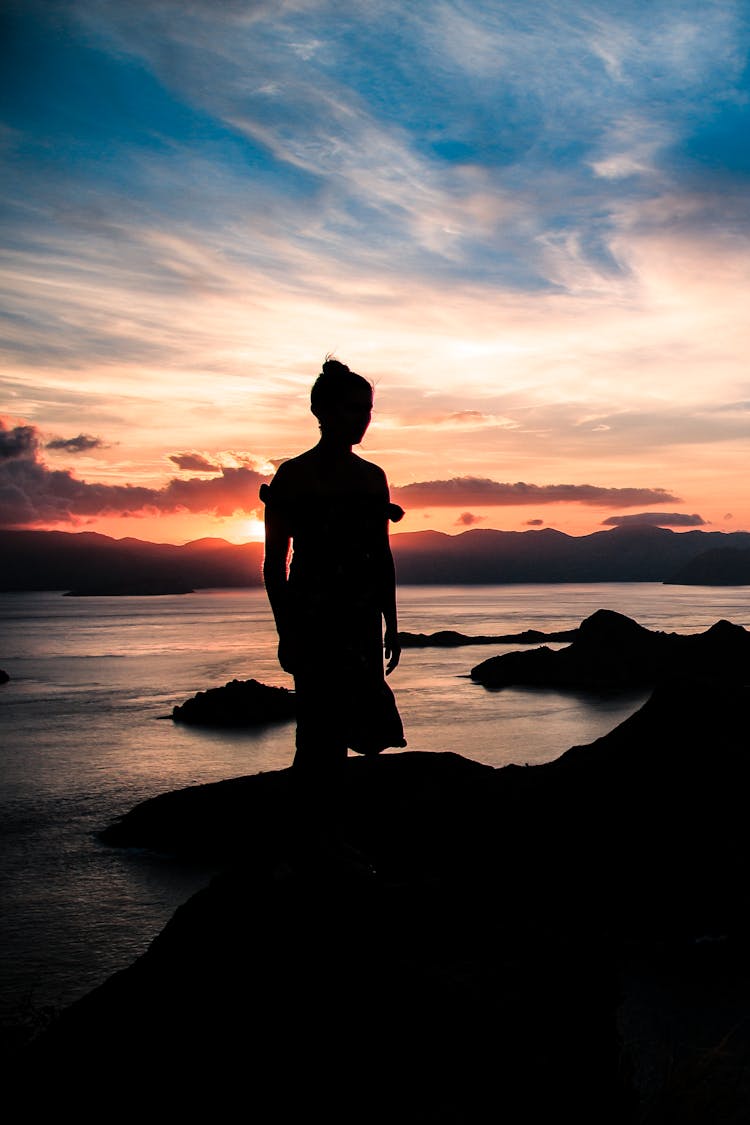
261,358 -> 406,771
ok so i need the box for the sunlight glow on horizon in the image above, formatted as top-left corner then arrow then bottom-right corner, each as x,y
235,518 -> 266,544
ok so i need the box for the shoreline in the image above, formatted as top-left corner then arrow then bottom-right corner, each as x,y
18,670 -> 750,1121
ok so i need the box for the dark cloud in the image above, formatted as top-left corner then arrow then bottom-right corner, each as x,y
0,422 -> 37,461
392,477 -> 680,508
455,511 -> 483,527
525,519 -> 544,526
46,434 -> 106,453
168,451 -> 223,472
0,421 -> 266,527
602,512 -> 707,528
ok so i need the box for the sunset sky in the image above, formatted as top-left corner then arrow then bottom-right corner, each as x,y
2,0 -> 749,543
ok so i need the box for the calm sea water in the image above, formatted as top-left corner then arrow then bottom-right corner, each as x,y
2,583 -> 748,1027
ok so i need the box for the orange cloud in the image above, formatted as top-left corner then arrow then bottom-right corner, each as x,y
455,511 -> 484,526
168,451 -> 223,472
392,477 -> 680,508
0,420 -> 267,527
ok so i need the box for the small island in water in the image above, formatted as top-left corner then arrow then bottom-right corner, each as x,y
64,581 -> 195,596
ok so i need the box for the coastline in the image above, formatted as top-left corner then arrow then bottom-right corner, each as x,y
18,672 -> 750,1121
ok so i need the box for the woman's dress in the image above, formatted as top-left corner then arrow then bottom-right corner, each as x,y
260,477 -> 406,764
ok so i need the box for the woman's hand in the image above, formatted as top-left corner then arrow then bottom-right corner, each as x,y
384,627 -> 401,675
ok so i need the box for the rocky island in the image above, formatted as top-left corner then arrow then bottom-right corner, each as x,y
399,626 -> 579,647
472,608 -> 750,690
172,677 -> 296,727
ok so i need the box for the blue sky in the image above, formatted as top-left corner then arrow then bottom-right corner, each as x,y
2,0 -> 749,540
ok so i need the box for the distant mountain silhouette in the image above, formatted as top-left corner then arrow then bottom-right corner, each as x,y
665,546 -> 750,586
0,529 -> 265,592
391,525 -> 750,584
2,525 -> 750,591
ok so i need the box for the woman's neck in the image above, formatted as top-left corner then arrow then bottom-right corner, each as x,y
315,434 -> 354,460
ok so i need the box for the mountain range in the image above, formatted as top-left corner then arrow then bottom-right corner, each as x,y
2,525 -> 750,591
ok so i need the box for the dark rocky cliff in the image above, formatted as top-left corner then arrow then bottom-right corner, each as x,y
20,669 -> 750,1123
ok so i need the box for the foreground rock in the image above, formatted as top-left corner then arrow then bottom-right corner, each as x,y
472,608 -> 750,690
0,668 -> 9,684
172,677 -> 295,726
25,753 -> 628,1122
21,678 -> 750,1121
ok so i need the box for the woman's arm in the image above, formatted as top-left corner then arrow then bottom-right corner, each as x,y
378,472 -> 401,675
263,510 -> 290,631
382,537 -> 401,675
262,484 -> 296,673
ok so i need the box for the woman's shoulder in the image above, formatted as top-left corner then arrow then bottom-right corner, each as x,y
266,451 -> 315,490
275,449 -> 315,474
352,453 -> 388,490
260,455 -> 304,512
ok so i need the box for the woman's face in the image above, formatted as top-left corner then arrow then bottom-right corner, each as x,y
320,386 -> 373,445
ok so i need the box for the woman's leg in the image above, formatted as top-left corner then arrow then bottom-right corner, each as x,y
292,668 -> 348,773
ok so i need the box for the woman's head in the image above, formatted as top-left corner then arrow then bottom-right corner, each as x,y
311,357 -> 373,445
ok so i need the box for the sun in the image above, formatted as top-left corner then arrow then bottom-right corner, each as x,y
235,517 -> 266,543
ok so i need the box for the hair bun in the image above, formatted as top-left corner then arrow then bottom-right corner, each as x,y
311,356 -> 371,418
321,357 -> 351,378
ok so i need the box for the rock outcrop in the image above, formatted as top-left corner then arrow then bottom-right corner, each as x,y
471,608 -> 750,690
172,677 -> 295,727
0,668 -> 9,684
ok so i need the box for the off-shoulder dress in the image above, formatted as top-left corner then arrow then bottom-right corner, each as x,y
260,467 -> 406,768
